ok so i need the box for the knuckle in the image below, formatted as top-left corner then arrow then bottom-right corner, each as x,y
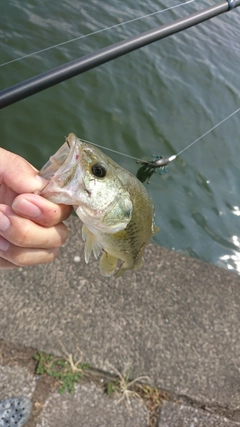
6,249 -> 27,266
13,224 -> 32,247
5,247 -> 60,267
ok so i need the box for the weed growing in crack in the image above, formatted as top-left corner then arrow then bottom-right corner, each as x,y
105,363 -> 150,412
33,351 -> 91,394
139,384 -> 162,413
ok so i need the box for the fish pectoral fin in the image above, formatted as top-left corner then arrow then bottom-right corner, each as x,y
82,225 -> 102,263
99,251 -> 118,277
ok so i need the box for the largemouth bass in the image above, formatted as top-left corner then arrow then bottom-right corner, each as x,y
39,133 -> 159,277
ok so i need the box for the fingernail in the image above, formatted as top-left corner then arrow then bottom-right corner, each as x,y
35,175 -> 48,187
0,236 -> 9,251
12,198 -> 42,218
0,211 -> 11,231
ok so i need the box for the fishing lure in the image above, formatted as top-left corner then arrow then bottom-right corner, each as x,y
136,155 -> 176,184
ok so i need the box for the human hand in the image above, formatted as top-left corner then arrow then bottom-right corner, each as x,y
0,148 -> 72,269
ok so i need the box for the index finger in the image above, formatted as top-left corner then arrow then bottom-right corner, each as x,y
0,148 -> 47,194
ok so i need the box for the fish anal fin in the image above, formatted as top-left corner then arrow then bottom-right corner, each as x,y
114,249 -> 144,278
133,256 -> 143,271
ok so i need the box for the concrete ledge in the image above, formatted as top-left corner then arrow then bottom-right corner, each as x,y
37,383 -> 149,427
158,402 -> 240,427
0,365 -> 35,400
1,215 -> 240,411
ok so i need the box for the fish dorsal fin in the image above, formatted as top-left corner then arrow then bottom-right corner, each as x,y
99,251 -> 118,277
82,224 -> 102,263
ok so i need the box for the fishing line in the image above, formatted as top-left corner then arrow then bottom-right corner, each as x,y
0,0 -> 194,68
79,137 -> 144,163
174,107 -> 240,158
136,105 -> 240,182
80,105 -> 240,170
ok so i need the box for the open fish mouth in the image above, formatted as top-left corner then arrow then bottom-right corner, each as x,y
38,134 -> 85,203
39,134 -> 81,181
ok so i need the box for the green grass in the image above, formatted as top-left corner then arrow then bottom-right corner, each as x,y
33,351 -> 91,394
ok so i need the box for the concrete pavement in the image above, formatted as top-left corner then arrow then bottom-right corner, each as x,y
1,215 -> 240,426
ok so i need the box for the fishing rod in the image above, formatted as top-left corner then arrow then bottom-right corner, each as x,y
0,0 -> 239,109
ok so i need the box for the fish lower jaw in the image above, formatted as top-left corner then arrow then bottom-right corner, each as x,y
40,191 -> 60,202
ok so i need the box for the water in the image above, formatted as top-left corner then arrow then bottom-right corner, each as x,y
1,0 -> 240,273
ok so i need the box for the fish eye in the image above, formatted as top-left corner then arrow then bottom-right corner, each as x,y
91,163 -> 107,178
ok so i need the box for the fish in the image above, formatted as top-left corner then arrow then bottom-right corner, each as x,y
39,133 -> 159,277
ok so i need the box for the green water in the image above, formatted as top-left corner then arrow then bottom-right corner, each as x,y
1,0 -> 240,272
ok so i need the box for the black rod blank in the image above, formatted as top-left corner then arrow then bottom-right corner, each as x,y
0,0 -> 239,109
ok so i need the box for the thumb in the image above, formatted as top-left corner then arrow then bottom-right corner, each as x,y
0,148 -> 48,194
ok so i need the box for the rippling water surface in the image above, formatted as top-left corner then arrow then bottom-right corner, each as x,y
1,1 -> 240,272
